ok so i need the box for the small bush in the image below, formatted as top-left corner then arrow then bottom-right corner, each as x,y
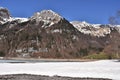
84,52 -> 116,59
76,48 -> 88,57
0,51 -> 5,57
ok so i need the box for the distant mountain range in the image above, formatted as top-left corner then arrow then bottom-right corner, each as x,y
0,7 -> 120,59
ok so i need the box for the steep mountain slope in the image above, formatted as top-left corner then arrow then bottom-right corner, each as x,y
0,8 -> 85,58
0,7 -> 120,58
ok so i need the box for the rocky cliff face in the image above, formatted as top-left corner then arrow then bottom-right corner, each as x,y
0,7 -> 120,58
0,7 -> 11,24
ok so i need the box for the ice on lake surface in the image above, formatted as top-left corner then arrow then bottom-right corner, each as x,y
0,60 -> 120,80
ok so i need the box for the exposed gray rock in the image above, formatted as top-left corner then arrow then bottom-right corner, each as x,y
0,7 -> 10,19
0,7 -> 11,24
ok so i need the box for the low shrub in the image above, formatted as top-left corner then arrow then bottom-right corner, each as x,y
0,51 -> 5,57
84,52 -> 116,59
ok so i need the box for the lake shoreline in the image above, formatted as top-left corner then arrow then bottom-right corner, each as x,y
0,57 -> 99,63
0,74 -> 112,80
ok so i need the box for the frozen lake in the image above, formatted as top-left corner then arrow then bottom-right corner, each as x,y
0,60 -> 120,80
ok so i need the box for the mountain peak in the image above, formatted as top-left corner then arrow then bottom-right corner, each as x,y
31,10 -> 63,23
0,7 -> 10,19
0,7 -> 11,24
0,7 -> 5,9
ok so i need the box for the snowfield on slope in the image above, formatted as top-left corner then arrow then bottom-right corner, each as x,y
0,60 -> 120,80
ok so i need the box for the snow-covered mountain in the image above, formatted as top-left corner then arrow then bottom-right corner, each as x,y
0,8 -> 62,27
0,7 -> 120,58
71,21 -> 120,37
30,10 -> 64,28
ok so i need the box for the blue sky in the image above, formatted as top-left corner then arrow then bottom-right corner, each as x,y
0,0 -> 120,24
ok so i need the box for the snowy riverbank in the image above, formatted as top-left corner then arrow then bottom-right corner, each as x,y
0,60 -> 119,80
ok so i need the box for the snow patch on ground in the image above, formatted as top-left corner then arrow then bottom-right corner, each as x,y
0,60 -> 120,80
51,29 -> 62,33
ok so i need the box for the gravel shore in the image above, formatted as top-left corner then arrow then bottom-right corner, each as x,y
0,74 -> 112,80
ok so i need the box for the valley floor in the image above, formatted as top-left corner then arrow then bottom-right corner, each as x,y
0,60 -> 119,80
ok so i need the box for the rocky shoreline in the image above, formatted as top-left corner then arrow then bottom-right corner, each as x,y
0,74 -> 112,80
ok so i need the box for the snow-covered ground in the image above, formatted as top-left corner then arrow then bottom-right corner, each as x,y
0,60 -> 120,80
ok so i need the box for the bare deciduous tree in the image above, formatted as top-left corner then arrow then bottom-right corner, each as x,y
109,10 -> 120,25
